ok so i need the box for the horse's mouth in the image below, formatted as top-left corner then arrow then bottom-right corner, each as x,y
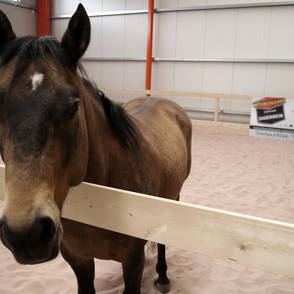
12,241 -> 60,265
1,224 -> 62,265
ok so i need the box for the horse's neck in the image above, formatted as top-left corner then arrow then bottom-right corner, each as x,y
82,92 -> 127,186
82,92 -> 159,194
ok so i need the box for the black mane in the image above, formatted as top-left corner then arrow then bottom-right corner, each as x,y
0,36 -> 140,150
0,36 -> 71,81
83,80 -> 140,150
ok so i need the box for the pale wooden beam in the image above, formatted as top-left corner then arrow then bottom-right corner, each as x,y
214,97 -> 220,122
1,164 -> 294,278
101,88 -> 253,101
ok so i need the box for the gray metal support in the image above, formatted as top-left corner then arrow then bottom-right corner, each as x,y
51,1 -> 294,19
81,57 -> 294,64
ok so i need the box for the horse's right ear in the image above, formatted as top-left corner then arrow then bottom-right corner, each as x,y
0,10 -> 16,55
61,4 -> 90,68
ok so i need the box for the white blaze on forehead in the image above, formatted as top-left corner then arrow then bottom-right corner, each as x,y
31,72 -> 44,91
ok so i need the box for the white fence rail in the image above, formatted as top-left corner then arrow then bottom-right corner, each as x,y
1,164 -> 294,277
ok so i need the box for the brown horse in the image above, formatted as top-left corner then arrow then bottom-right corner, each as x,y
0,4 -> 191,294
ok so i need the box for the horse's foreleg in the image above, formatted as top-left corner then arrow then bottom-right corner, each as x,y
154,244 -> 170,293
122,244 -> 145,294
61,245 -> 96,294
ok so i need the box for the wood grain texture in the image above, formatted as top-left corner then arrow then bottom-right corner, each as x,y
1,164 -> 294,278
100,88 -> 253,100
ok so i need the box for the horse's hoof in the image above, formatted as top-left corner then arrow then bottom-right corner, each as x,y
154,278 -> 171,294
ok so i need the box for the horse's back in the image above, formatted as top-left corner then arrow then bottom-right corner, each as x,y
124,97 -> 191,136
123,97 -> 192,198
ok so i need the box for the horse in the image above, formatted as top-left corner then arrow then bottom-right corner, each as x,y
0,4 -> 191,294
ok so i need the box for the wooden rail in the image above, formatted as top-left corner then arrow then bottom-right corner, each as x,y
100,87 -> 253,124
1,164 -> 294,278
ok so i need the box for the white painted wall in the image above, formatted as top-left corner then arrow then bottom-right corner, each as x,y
51,0 -> 294,118
0,0 -> 37,36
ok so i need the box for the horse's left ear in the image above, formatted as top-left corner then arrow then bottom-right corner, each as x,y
61,4 -> 90,68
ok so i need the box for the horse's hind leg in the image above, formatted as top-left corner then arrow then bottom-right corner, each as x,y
154,244 -> 170,293
155,194 -> 180,293
61,245 -> 95,294
122,242 -> 145,294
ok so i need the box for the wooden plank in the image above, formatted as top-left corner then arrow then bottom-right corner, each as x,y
1,164 -> 294,278
214,98 -> 220,122
64,182 -> 294,278
101,87 -> 253,101
191,120 -> 249,135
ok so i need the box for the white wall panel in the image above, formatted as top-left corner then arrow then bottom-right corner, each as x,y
155,12 -> 177,57
155,0 -> 179,9
265,64 -> 294,98
175,11 -> 206,58
51,0 -> 294,118
102,0 -> 125,11
101,62 -> 124,88
125,14 -> 147,57
82,62 -> 125,92
0,4 -> 37,36
202,63 -> 234,93
82,62 -> 145,102
80,0 -> 102,12
202,63 -> 234,111
235,8 -> 271,59
124,63 -> 146,89
51,19 -> 67,41
156,0 -> 291,9
156,0 -> 208,8
174,63 -> 203,91
192,0 -> 291,5
174,63 -> 203,108
152,63 -> 174,91
102,16 -> 125,58
268,7 -> 294,59
52,0 -> 102,15
232,63 -> 267,96
125,0 -> 148,10
51,0 -> 79,16
204,9 -> 237,59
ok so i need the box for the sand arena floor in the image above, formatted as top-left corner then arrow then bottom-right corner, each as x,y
0,128 -> 294,293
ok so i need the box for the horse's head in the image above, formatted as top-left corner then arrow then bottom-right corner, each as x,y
0,4 -> 90,264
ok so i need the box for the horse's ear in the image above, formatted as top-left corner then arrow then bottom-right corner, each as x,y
0,10 -> 16,55
61,4 -> 90,68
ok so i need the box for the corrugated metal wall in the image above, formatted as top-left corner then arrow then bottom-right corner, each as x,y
0,0 -> 37,36
51,0 -> 294,119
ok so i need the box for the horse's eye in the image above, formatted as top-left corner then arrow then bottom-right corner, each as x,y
67,97 -> 80,119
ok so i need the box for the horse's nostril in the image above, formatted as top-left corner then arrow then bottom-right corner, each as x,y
0,219 -> 8,245
30,217 -> 56,245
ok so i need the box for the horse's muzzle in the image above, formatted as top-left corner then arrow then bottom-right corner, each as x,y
0,217 -> 61,264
